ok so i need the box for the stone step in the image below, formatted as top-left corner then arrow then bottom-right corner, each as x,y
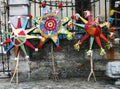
0,72 -> 10,78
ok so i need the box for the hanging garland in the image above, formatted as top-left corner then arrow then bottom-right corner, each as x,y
30,0 -> 75,7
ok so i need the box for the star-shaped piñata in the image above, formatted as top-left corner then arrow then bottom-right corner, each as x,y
1,17 -> 42,60
33,3 -> 72,50
73,10 -> 112,56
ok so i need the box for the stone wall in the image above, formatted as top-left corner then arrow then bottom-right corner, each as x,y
9,39 -> 120,81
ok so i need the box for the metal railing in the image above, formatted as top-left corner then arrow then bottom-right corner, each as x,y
29,0 -> 75,17
0,0 -> 11,78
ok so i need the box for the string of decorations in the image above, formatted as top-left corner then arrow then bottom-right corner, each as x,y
29,0 -> 75,7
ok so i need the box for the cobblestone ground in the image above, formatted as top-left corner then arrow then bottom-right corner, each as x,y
0,78 -> 120,89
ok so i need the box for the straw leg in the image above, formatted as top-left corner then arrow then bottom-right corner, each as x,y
10,53 -> 19,88
51,42 -> 57,81
88,56 -> 96,81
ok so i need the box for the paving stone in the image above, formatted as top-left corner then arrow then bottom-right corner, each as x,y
0,78 -> 119,89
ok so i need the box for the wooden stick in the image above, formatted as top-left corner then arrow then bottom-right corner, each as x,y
88,55 -> 96,81
16,58 -> 19,88
115,11 -> 120,14
51,42 -> 57,81
10,53 -> 20,85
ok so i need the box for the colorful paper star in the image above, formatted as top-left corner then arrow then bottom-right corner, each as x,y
33,3 -> 72,50
73,10 -> 112,56
1,17 -> 42,60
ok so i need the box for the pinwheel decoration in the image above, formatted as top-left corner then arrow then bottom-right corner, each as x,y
1,17 -> 42,60
33,3 -> 72,50
108,10 -> 120,45
110,9 -> 120,16
109,9 -> 120,33
73,10 -> 112,56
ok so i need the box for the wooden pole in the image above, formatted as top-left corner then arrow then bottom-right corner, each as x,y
51,42 -> 57,81
16,58 -> 19,88
10,53 -> 20,87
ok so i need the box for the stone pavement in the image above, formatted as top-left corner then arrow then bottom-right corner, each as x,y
0,78 -> 120,89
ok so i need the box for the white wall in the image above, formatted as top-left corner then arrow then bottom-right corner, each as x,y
91,0 -> 110,21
